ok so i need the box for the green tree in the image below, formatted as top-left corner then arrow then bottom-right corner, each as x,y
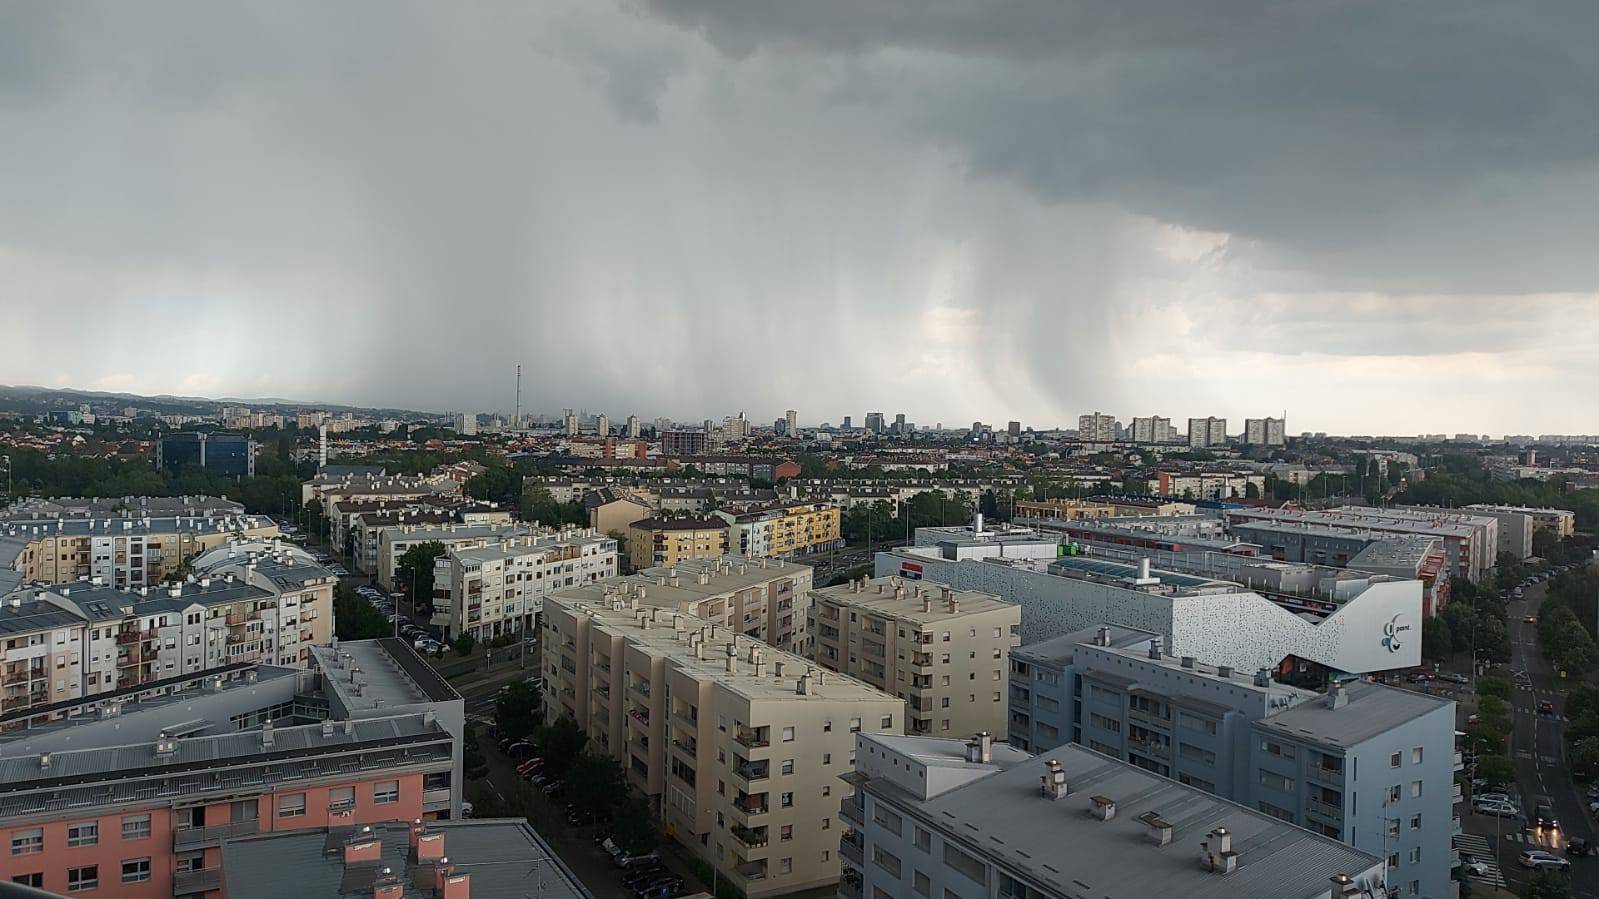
1524,869 -> 1573,899
333,583 -> 392,640
566,752 -> 629,823
1534,529 -> 1569,564
453,633 -> 476,656
1422,616 -> 1453,662
534,716 -> 590,780
466,464 -> 521,507
1473,755 -> 1514,790
1477,674 -> 1511,702
494,682 -> 542,743
1570,737 -> 1599,777
610,796 -> 658,855
463,725 -> 488,780
395,540 -> 447,615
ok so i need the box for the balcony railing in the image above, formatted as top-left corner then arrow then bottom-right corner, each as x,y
840,798 -> 865,826
735,729 -> 769,749
1306,798 -> 1344,821
174,819 -> 260,849
173,868 -> 223,894
840,832 -> 864,866
734,761 -> 769,782
730,824 -> 768,848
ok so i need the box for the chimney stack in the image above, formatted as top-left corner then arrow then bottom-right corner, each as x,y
1147,639 -> 1161,660
1039,759 -> 1068,799
415,829 -> 445,862
1328,681 -> 1348,709
344,829 -> 382,864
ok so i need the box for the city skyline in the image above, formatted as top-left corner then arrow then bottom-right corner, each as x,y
5,3 -> 1599,433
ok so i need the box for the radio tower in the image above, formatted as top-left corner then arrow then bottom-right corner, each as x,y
514,364 -> 522,430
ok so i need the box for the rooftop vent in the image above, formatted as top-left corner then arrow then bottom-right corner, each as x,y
1328,681 -> 1349,710
1180,656 -> 1195,669
965,732 -> 993,764
1139,811 -> 1173,846
1147,639 -> 1161,660
1039,759 -> 1068,800
1253,667 -> 1271,687
1201,826 -> 1238,874
1089,794 -> 1116,820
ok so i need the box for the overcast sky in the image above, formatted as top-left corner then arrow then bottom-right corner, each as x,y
4,1 -> 1597,434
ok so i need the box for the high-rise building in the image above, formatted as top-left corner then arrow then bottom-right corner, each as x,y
1007,420 -> 1021,436
562,408 -> 579,437
1244,416 -> 1287,446
626,414 -> 641,438
1076,412 -> 1117,442
785,409 -> 798,436
807,578 -> 1019,736
662,429 -> 712,456
596,413 -> 609,437
864,412 -> 886,435
893,413 -> 907,435
1130,415 -> 1172,444
454,411 -> 476,436
1186,416 -> 1228,447
541,592 -> 902,897
157,432 -> 256,477
653,416 -> 673,435
842,416 -> 853,430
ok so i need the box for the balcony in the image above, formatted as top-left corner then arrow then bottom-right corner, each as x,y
911,652 -> 934,668
116,630 -> 143,645
226,612 -> 248,627
733,760 -> 769,783
840,797 -> 865,827
735,728 -> 770,749
1128,738 -> 1170,761
1454,750 -> 1465,773
1306,798 -> 1344,821
116,652 -> 139,668
1,668 -> 40,686
1453,782 -> 1464,804
840,831 -> 864,867
174,819 -> 260,849
627,708 -> 650,728
731,860 -> 767,883
730,824 -> 768,849
734,794 -> 769,817
173,868 -> 223,895
593,684 -> 611,699
1453,815 -> 1462,836
838,870 -> 862,899
1308,762 -> 1345,784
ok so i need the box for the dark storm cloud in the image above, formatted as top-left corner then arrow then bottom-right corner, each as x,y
0,1 -> 1596,432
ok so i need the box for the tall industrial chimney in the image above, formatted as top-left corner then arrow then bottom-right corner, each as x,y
514,363 -> 522,429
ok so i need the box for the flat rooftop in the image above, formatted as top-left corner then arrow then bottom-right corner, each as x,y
809,577 -> 1016,624
1228,508 -> 1481,539
557,597 -> 889,705
222,819 -> 593,899
1045,556 -> 1234,592
451,530 -> 613,564
553,555 -> 808,611
915,524 -> 1059,547
312,639 -> 460,711
0,514 -> 276,541
1253,679 -> 1453,749
1012,624 -> 1157,666
379,522 -> 533,542
1348,535 -> 1441,570
868,741 -> 1382,899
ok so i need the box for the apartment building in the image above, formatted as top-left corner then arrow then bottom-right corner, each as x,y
0,496 -> 245,521
1244,416 -> 1288,446
345,502 -> 515,575
541,593 -> 903,897
0,544 -> 335,714
431,529 -> 619,641
1187,416 -> 1228,448
375,522 -> 534,591
1076,412 -> 1118,443
1129,415 -> 1176,444
807,577 -> 1020,737
583,487 -> 653,536
713,501 -> 843,560
0,514 -> 280,590
549,556 -> 812,653
627,517 -> 729,570
1151,469 -> 1264,500
300,472 -> 460,509
1010,628 -> 1456,899
1006,624 -> 1155,751
1013,499 -> 1117,521
0,638 -> 462,899
841,732 -> 1386,899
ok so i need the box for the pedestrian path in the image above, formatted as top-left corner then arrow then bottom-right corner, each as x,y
1454,833 -> 1507,887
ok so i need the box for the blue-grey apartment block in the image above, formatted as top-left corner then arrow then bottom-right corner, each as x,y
157,431 -> 256,477
1007,628 -> 1458,899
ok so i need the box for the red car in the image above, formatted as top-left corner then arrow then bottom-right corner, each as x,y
1538,700 -> 1555,715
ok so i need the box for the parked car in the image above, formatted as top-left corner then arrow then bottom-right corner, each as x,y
614,849 -> 659,870
1525,615 -> 1538,623
633,879 -> 683,898
1475,792 -> 1511,805
1474,798 -> 1520,818
506,741 -> 535,758
1460,853 -> 1489,877
621,864 -> 669,888
1520,850 -> 1571,871
1566,837 -> 1589,856
1438,672 -> 1469,684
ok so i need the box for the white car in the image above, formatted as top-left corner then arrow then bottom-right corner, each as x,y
1459,853 -> 1489,877
1474,799 -> 1520,818
1519,850 -> 1570,871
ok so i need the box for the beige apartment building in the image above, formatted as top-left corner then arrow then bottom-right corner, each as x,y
375,521 -> 534,591
551,556 -> 812,653
1,514 -> 280,590
542,593 -> 903,897
1013,499 -> 1118,521
1,540 -> 334,714
808,577 -> 1020,737
627,517 -> 729,571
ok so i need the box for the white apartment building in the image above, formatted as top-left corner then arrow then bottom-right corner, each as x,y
1077,412 -> 1118,443
1187,416 -> 1228,448
1130,416 -> 1175,444
1245,416 -> 1287,446
840,732 -> 1387,899
375,522 -> 534,591
807,577 -> 1020,737
431,529 -> 618,641
542,593 -> 903,897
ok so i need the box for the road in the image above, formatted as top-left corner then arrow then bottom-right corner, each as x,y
792,539 -> 907,584
1485,572 -> 1599,896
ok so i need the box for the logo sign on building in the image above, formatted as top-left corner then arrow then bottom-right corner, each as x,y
1381,613 -> 1412,654
899,561 -> 924,581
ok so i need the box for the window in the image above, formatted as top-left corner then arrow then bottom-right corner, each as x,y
914,870 -> 931,896
121,858 -> 151,884
1261,740 -> 1296,760
68,865 -> 98,892
1258,771 -> 1295,792
849,718 -> 861,733
782,760 -> 795,776
122,815 -> 151,840
1409,780 -> 1422,798
67,822 -> 98,847
329,786 -> 355,810
1408,847 -> 1421,864
1386,819 -> 1400,838
374,781 -> 400,804
11,828 -> 42,856
1409,814 -> 1422,831
943,842 -> 988,885
12,874 -> 42,888
781,792 -> 794,808
914,826 -> 931,852
1389,751 -> 1401,768
1387,853 -> 1399,869
823,753 -> 832,765
1411,747 -> 1423,764
881,715 -> 893,729
279,793 -> 307,818
872,846 -> 902,878
1386,784 -> 1401,803
781,824 -> 793,841
783,726 -> 796,742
